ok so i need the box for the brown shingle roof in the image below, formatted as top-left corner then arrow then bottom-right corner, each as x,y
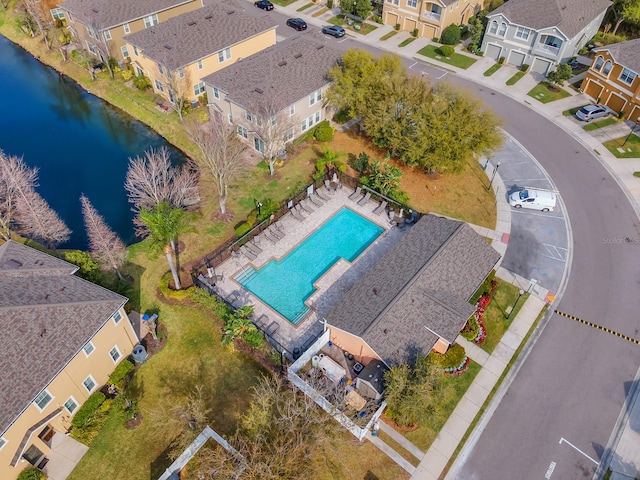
0,241 -> 127,435
490,0 -> 611,38
124,4 -> 277,71
59,0 -> 197,30
595,39 -> 640,74
202,37 -> 341,112
327,215 -> 500,366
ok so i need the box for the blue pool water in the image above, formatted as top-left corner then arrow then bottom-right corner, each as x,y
236,208 -> 383,324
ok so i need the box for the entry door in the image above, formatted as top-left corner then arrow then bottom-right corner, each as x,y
23,445 -> 45,466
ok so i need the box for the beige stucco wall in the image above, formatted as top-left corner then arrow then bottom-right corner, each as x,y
0,308 -> 138,480
328,326 -> 381,366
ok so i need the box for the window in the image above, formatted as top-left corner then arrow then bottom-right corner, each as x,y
135,66 -> 143,76
309,89 -> 322,106
113,311 -> 122,324
245,111 -> 253,122
121,45 -> 129,58
228,113 -> 233,124
284,128 -> 294,142
289,104 -> 295,116
64,397 -> 78,414
193,82 -> 205,96
123,23 -> 130,34
253,137 -> 265,154
109,346 -> 121,362
83,341 -> 95,356
301,112 -> 320,132
497,23 -> 506,36
594,56 -> 604,71
177,68 -> 184,78
212,87 -> 220,99
387,0 -> 399,6
133,46 -> 139,57
603,60 -> 613,75
314,111 -> 321,124
515,26 -> 530,40
50,8 -> 64,20
157,63 -> 164,75
218,47 -> 231,63
104,30 -> 111,41
34,390 -> 53,411
86,25 -> 97,39
256,116 -> 263,127
407,0 -> 417,7
154,79 -> 164,92
489,21 -> 498,34
86,41 -> 97,55
83,376 -> 96,392
0,437 -> 6,451
237,125 -> 248,139
144,14 -> 158,28
619,68 -> 636,85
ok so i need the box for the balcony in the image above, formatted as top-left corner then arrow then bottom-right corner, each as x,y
422,11 -> 441,21
535,43 -> 560,59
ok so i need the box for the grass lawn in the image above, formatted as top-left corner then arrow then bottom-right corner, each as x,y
527,82 -> 571,103
484,63 -> 501,76
603,134 -> 640,158
481,282 -> 529,353
416,45 -> 477,70
380,30 -> 399,41
563,105 -> 584,116
400,361 -> 481,450
327,15 -> 378,35
297,2 -> 315,11
584,117 -> 618,131
312,7 -> 329,16
399,37 -> 417,47
270,0 -> 298,5
506,70 -> 526,85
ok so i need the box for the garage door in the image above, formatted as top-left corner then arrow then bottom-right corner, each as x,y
485,44 -> 501,61
605,94 -> 626,114
583,80 -> 603,101
531,58 -> 552,75
508,51 -> 526,67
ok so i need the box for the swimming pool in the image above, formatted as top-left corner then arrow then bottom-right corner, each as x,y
235,208 -> 383,324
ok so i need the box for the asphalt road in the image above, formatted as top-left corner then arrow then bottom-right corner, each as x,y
447,79 -> 640,480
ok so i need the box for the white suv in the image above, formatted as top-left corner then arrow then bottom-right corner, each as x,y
509,188 -> 557,212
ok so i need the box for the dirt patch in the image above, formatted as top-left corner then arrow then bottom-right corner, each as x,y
141,323 -> 168,358
124,412 -> 143,430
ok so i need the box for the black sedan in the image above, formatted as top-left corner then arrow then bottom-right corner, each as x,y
322,25 -> 346,37
286,18 -> 307,31
254,0 -> 274,10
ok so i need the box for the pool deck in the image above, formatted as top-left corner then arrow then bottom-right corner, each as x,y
209,185 -> 410,356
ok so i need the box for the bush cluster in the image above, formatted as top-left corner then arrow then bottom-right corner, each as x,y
108,359 -> 135,388
438,45 -> 455,57
313,123 -> 335,142
441,24 -> 461,45
72,391 -> 106,428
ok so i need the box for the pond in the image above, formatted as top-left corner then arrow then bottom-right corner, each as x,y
0,35 -> 186,249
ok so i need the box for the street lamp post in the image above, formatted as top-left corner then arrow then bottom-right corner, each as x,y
621,118 -> 640,148
281,350 -> 287,374
507,289 -> 525,319
353,1 -> 357,15
487,161 -> 501,190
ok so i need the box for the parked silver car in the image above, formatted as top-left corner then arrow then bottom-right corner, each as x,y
575,104 -> 611,122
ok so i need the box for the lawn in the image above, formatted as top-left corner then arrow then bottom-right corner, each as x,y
603,134 -> 640,158
417,45 -> 477,70
399,361 -> 481,450
380,30 -> 399,41
297,2 -> 315,11
563,105 -> 583,116
506,70 -> 526,85
527,82 -> 571,103
481,281 -> 529,353
484,63 -> 501,76
327,15 -> 378,35
399,37 -> 416,47
583,117 -> 618,131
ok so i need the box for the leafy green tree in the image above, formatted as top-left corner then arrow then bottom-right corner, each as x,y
611,0 -> 640,34
368,154 -> 403,196
222,305 -> 257,349
64,250 -> 101,283
17,466 -> 46,480
139,201 -> 196,290
441,24 -> 461,45
355,0 -> 372,19
547,63 -> 572,87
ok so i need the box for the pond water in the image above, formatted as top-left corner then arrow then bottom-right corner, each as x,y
0,36 -> 186,249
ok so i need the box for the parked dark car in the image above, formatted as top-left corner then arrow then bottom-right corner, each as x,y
254,0 -> 274,10
575,104 -> 611,122
322,25 -> 346,37
286,18 -> 307,31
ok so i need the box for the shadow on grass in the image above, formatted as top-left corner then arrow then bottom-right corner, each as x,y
150,442 -> 174,480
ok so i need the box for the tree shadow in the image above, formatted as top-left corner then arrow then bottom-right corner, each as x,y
364,471 -> 379,480
150,442 -> 174,480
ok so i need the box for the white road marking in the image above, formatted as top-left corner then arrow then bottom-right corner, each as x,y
421,71 -> 429,76
545,461 -> 557,479
338,38 -> 348,43
435,71 -> 447,79
409,62 -> 417,69
559,438 -> 599,465
541,243 -> 568,262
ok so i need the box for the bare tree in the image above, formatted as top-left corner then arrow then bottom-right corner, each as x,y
0,150 -> 70,247
19,0 -> 54,49
249,97 -> 297,177
124,146 -> 200,235
88,17 -> 116,79
184,118 -> 248,216
80,194 -> 127,279
164,66 -> 192,121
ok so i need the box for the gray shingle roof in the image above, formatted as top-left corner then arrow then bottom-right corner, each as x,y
327,215 -> 500,366
490,0 -> 611,38
59,0 -> 197,30
595,38 -> 640,74
124,4 -> 277,71
202,37 -> 342,112
0,241 -> 127,435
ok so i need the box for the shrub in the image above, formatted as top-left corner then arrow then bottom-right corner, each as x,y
461,315 -> 480,341
133,73 -> 151,90
470,269 -> 497,304
432,36 -> 439,42
521,63 -> 529,72
108,359 -> 135,388
159,272 -> 191,299
189,287 -> 228,318
634,172 -> 640,178
72,391 -> 106,428
412,28 -> 418,37
243,329 -> 264,349
235,221 -> 252,238
64,251 -> 101,283
18,467 -> 47,480
395,23 -> 400,30
438,45 -> 455,57
327,0 -> 333,7
430,343 -> 467,371
121,68 -> 133,81
441,24 -> 461,45
351,152 -> 370,174
332,109 -> 352,124
387,188 -> 410,206
498,56 -> 505,64
313,123 -> 335,142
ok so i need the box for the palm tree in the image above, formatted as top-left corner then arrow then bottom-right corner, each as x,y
139,201 -> 196,290
222,305 -> 256,349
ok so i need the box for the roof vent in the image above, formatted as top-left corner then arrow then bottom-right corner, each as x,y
5,259 -> 22,269
187,21 -> 196,26
226,10 -> 235,15
316,45 -> 324,50
164,44 -> 172,50
294,53 -> 302,59
91,7 -> 99,13
277,60 -> 287,66
204,14 -> 213,19
255,88 -> 264,94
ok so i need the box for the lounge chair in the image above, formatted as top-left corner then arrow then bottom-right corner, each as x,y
239,246 -> 257,261
299,200 -> 314,214
265,321 -> 280,336
373,200 -> 388,216
348,186 -> 362,201
274,222 -> 285,234
290,208 -> 305,222
264,229 -> 280,243
245,241 -> 262,255
309,194 -> 323,207
357,192 -> 371,206
324,179 -> 335,193
317,189 -> 331,201
268,225 -> 284,240
253,314 -> 269,330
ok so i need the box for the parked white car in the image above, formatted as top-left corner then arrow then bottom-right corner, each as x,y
509,187 -> 557,212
